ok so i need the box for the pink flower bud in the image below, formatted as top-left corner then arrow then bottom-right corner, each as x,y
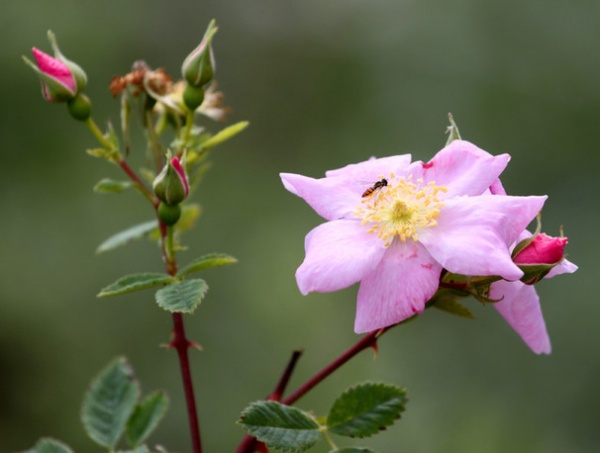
28,48 -> 78,102
514,233 -> 568,265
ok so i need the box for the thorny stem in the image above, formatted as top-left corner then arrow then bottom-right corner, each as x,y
161,220 -> 203,453
236,325 -> 400,453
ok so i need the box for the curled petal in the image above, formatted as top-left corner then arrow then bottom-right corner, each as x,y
296,220 -> 386,295
280,173 -> 360,220
355,241 -> 442,333
420,195 -> 547,280
491,280 -> 551,354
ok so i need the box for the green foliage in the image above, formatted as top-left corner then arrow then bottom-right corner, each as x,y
430,290 -> 474,319
239,382 -> 407,452
155,278 -> 208,313
199,120 -> 249,150
327,383 -> 407,438
81,357 -> 140,448
177,253 -> 238,278
126,391 -> 169,447
21,438 -> 73,453
116,447 -> 151,453
239,401 -> 321,452
98,273 -> 176,297
93,178 -> 133,193
96,220 -> 158,253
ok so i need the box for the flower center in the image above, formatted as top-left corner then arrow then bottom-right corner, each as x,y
354,174 -> 447,246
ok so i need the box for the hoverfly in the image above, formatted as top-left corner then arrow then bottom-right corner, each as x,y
361,178 -> 388,197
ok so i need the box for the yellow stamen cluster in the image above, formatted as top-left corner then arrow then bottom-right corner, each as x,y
355,174 -> 447,246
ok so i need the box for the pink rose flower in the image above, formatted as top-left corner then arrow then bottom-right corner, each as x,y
281,140 -> 546,333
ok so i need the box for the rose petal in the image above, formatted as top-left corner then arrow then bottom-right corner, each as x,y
325,154 -> 412,180
419,195 -> 547,280
410,140 -> 511,198
32,48 -> 77,93
491,280 -> 551,354
296,220 -> 386,295
547,258 -> 578,278
354,241 -> 442,333
280,173 -> 360,220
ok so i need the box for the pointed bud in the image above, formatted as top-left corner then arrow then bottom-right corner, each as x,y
24,48 -> 77,102
153,156 -> 189,205
182,20 -> 217,87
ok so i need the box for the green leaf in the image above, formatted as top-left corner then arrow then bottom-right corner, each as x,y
93,178 -> 133,193
98,273 -> 176,297
177,253 -> 238,278
431,290 -> 474,319
330,448 -> 378,453
327,383 -> 407,438
239,401 -> 321,453
200,121 -> 249,149
155,279 -> 208,314
126,391 -> 169,447
96,220 -> 159,253
81,357 -> 140,448
21,438 -> 73,453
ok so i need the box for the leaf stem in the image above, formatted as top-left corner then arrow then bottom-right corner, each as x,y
85,117 -> 114,150
117,158 -> 158,206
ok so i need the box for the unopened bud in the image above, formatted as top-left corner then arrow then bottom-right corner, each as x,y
514,233 -> 568,284
153,156 -> 189,205
182,20 -> 217,87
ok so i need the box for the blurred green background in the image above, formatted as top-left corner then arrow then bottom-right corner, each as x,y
1,1 -> 598,452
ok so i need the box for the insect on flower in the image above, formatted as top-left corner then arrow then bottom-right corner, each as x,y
362,178 -> 388,198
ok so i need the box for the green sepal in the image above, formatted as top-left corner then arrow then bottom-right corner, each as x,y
93,178 -> 134,193
87,147 -> 118,161
177,253 -> 238,278
155,279 -> 208,314
81,357 -> 140,449
430,289 -> 474,319
330,448 -> 378,453
126,391 -> 169,447
327,383 -> 407,438
21,437 -> 74,453
445,113 -> 462,146
238,401 -> 321,453
98,273 -> 176,297
96,220 -> 159,253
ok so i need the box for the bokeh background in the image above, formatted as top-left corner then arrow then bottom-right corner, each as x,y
1,1 -> 598,452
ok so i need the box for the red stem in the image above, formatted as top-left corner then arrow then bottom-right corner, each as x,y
283,328 -> 386,406
171,313 -> 203,453
235,327 -> 391,453
115,141 -> 202,453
